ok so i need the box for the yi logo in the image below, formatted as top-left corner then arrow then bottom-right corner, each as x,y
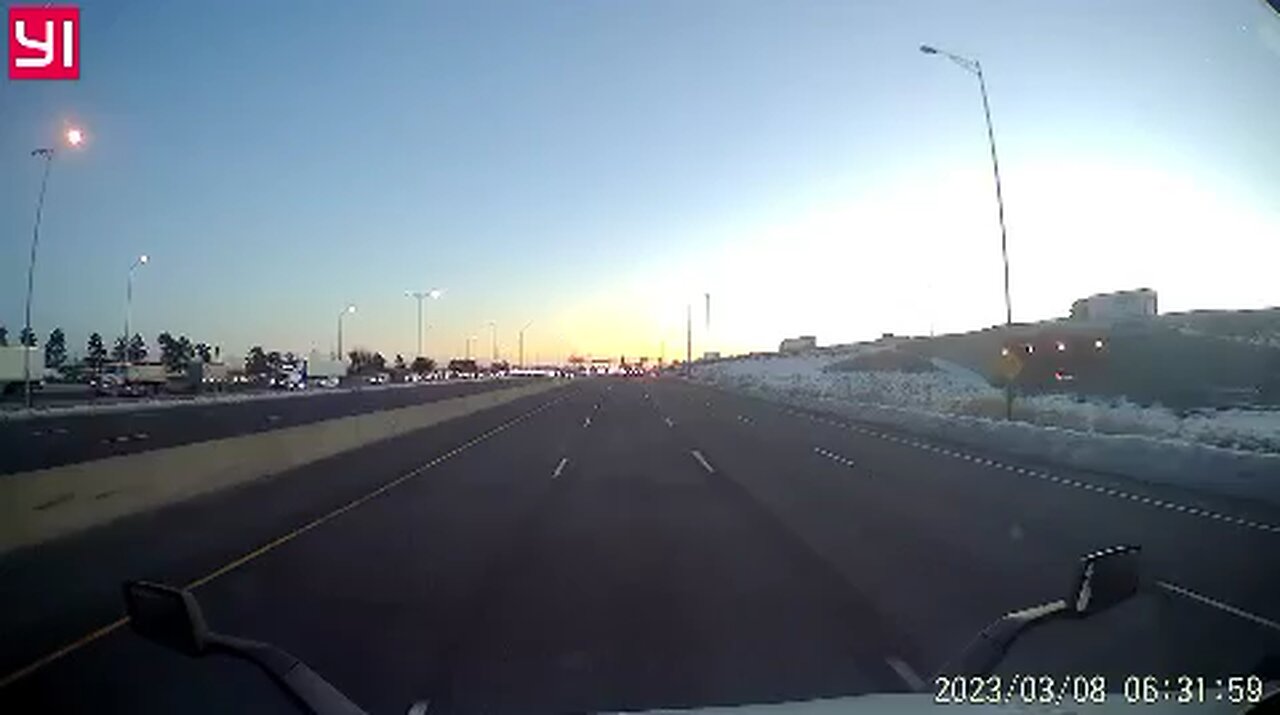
9,6 -> 79,80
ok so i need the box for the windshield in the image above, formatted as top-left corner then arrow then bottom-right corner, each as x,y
2,1 -> 1279,713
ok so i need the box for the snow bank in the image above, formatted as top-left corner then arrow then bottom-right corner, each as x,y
694,353 -> 1280,506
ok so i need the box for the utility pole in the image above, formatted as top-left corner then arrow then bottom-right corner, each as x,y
685,304 -> 692,376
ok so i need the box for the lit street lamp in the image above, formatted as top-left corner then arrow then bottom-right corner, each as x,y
404,289 -> 442,358
124,254 -> 149,363
336,304 -> 356,359
921,43 -> 1015,418
21,126 -> 86,407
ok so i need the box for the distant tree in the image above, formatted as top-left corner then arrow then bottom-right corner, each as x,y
158,332 -> 195,372
410,356 -> 435,374
246,346 -> 270,375
393,354 -> 406,371
127,333 -> 148,362
371,352 -> 387,372
194,342 -> 213,363
19,327 -> 37,347
112,336 -> 128,362
45,328 -> 67,368
86,333 -> 108,370
0,325 -> 8,346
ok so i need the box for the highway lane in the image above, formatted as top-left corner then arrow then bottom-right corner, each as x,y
647,379 -> 1280,678
2,377 -> 1278,713
0,378 -> 531,475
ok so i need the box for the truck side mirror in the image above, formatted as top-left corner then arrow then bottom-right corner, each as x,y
122,581 -> 210,657
1068,544 -> 1141,616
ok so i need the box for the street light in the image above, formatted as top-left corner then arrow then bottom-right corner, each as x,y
465,335 -> 477,360
337,304 -> 356,359
518,321 -> 533,368
124,254 -> 149,364
921,43 -> 1014,418
21,125 -> 87,407
404,288 -> 442,358
487,321 -> 498,363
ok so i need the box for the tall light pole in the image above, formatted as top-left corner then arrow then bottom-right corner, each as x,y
518,321 -> 533,368
920,44 -> 1014,418
336,304 -> 356,359
21,126 -> 85,407
685,304 -> 692,376
465,335 -> 477,360
487,321 -> 497,363
124,254 -> 149,363
404,289 -> 442,358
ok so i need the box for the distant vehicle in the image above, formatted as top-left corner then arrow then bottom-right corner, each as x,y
305,357 -> 346,388
447,359 -> 479,378
94,362 -> 169,397
184,362 -> 229,392
0,346 -> 43,395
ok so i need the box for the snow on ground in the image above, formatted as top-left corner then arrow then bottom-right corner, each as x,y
693,350 -> 1280,505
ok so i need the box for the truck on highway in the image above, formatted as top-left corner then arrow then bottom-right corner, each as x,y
305,357 -> 346,388
93,362 -> 170,396
0,346 -> 44,395
184,362 -> 230,393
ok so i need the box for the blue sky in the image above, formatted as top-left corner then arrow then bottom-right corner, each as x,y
3,0 -> 1279,363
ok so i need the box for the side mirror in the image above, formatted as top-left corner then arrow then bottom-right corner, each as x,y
122,581 -> 210,656
1068,544 -> 1141,616
939,544 -> 1143,677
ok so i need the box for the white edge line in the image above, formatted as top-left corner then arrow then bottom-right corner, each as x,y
552,457 -> 568,479
1156,581 -> 1280,633
886,657 -> 925,691
691,449 -> 715,474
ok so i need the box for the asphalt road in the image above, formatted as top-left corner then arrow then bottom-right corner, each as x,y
2,377 -> 1278,713
0,379 -> 525,475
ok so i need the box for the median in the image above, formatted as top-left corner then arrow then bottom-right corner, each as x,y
0,379 -> 562,554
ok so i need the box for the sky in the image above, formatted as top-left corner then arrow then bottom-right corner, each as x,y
3,0 -> 1280,365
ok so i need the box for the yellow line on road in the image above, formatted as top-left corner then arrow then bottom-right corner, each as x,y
0,395 -> 565,691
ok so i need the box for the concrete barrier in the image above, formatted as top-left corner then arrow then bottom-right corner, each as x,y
0,380 -> 562,553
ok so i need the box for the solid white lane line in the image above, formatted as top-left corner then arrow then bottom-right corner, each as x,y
691,450 -> 715,474
552,457 -> 568,479
1156,581 -> 1280,633
886,657 -> 925,691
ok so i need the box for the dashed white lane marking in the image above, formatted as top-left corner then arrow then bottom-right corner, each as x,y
784,407 -> 1280,535
664,417 -> 674,428
552,457 -> 568,480
583,416 -> 592,428
133,432 -> 149,440
266,414 -> 281,422
691,450 -> 715,474
1156,581 -> 1280,633
886,657 -> 925,691
813,447 -> 858,470
736,415 -> 751,424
